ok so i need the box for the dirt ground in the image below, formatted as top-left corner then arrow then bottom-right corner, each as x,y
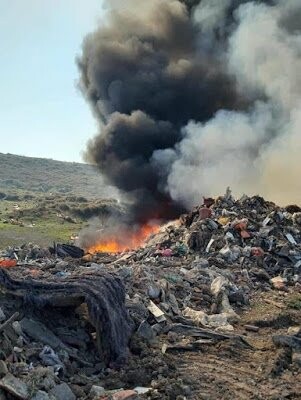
93,289 -> 301,400
165,291 -> 301,400
0,266 -> 299,400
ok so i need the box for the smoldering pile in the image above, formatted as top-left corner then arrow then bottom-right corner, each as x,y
78,0 -> 301,226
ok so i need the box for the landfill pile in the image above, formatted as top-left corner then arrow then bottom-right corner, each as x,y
0,191 -> 301,399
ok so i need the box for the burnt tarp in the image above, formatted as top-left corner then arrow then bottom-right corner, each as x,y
0,269 -> 133,365
49,243 -> 85,259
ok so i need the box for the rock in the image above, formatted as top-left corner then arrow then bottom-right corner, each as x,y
12,321 -> 23,336
151,323 -> 164,336
0,374 -> 29,399
287,326 -> 300,336
112,390 -> 138,400
31,390 -> 50,400
89,385 -> 106,398
70,385 -> 86,398
134,387 -> 152,394
41,376 -> 56,392
81,367 -> 97,377
273,335 -> 301,350
50,383 -> 76,400
13,347 -> 23,353
0,362 -> 8,378
228,290 -> 247,305
181,385 -> 192,396
183,307 -> 234,331
20,318 -> 64,350
137,320 -> 156,342
69,374 -> 90,386
147,285 -> 161,300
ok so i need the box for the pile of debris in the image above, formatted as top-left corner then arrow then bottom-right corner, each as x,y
0,190 -> 300,399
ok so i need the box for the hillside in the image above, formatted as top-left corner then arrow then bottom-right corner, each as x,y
0,153 -> 117,199
0,153 -> 121,247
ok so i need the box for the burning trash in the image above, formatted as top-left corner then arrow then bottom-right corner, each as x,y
78,222 -> 161,254
0,191 -> 301,398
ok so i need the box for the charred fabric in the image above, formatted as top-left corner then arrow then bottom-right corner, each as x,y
0,269 -> 132,366
78,0 -> 301,228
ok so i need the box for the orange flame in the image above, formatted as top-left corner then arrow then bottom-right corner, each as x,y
88,223 -> 160,254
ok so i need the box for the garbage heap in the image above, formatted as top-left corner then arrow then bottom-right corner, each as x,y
0,190 -> 300,399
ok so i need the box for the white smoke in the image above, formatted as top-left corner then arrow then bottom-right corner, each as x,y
155,0 -> 301,207
193,0 -> 232,38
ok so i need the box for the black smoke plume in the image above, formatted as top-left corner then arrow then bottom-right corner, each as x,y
78,0 -> 301,225
77,0 -> 248,223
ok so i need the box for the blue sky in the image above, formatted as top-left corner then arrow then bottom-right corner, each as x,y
0,0 -> 105,162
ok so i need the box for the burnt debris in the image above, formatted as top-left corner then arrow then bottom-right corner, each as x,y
0,269 -> 132,366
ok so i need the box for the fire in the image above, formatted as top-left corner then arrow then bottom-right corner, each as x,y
88,223 -> 160,254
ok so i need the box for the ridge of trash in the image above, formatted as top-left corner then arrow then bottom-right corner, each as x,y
0,189 -> 300,399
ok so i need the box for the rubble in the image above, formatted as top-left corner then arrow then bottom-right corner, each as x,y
0,373 -> 29,399
182,307 -> 234,331
89,385 -> 106,398
0,191 -> 300,398
50,383 -> 76,400
31,390 -> 50,400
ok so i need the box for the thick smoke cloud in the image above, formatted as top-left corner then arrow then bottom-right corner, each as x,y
86,110 -> 183,221
78,0 -> 301,225
78,0 -> 245,222
162,0 -> 301,207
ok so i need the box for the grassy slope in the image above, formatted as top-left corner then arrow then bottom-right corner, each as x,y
0,152 -> 117,198
0,197 -> 82,247
0,153 -> 119,247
